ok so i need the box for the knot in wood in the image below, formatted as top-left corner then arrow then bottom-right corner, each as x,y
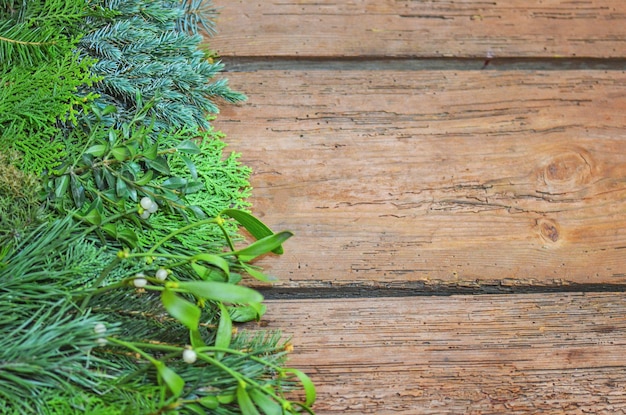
542,150 -> 592,188
533,149 -> 595,201
536,218 -> 561,244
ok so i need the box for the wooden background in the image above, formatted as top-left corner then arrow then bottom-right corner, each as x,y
208,1 -> 626,413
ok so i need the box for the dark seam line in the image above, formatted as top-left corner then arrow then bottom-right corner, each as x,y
256,284 -> 626,300
221,56 -> 626,72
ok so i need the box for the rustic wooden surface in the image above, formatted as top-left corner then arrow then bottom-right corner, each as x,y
211,0 -> 626,58
248,293 -> 626,414
216,69 -> 626,289
209,0 -> 626,413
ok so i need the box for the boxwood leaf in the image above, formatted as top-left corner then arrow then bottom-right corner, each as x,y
111,146 -> 129,161
54,175 -> 70,199
176,140 -> 201,154
70,175 -> 85,207
146,156 -> 170,174
85,144 -> 107,157
180,154 -> 198,179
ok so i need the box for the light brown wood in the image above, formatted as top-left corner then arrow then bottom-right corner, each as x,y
245,293 -> 626,414
211,0 -> 626,58
213,70 -> 626,289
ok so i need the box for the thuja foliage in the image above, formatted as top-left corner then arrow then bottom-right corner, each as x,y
0,0 -> 99,174
0,1 -> 316,414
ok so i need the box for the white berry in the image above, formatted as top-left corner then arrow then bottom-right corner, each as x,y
133,277 -> 147,288
96,338 -> 108,347
139,210 -> 151,219
155,268 -> 168,281
147,201 -> 159,213
140,197 -> 154,210
94,323 -> 107,335
182,349 -> 197,364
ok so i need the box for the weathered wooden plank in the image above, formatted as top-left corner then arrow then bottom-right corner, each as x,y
246,293 -> 626,414
211,0 -> 626,58
213,70 -> 626,288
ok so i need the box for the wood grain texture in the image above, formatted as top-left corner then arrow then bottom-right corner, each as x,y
245,293 -> 626,414
211,0 -> 626,58
213,70 -> 626,289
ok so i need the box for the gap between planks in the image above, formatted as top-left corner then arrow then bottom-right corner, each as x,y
243,292 -> 626,414
220,57 -> 626,73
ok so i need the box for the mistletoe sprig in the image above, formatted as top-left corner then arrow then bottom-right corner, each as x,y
71,208 -> 315,414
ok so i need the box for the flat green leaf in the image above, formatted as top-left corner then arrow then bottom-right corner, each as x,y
228,272 -> 242,285
186,403 -> 206,415
143,142 -> 159,160
146,156 -> 170,174
237,384 -> 260,415
242,264 -> 275,283
182,181 -> 204,194
249,388 -> 282,415
93,168 -> 105,190
199,396 -> 219,410
180,154 -> 198,180
187,205 -> 207,219
162,177 -> 188,189
178,281 -> 263,304
284,368 -> 316,407
135,169 -> 154,186
220,209 -> 283,254
229,304 -> 267,323
116,177 -> 130,199
102,223 -> 116,238
117,229 -> 138,248
231,231 -> 293,262
176,140 -> 201,154
191,262 -> 222,281
161,288 -> 201,331
54,175 -> 70,199
102,105 -> 117,116
217,394 -> 236,404
108,129 -> 118,145
85,144 -> 107,157
80,199 -> 102,225
155,361 -> 184,397
127,142 -> 139,158
215,303 -> 232,359
111,146 -> 130,161
70,175 -> 85,208
191,254 -> 230,278
190,329 -> 205,349
103,169 -> 116,188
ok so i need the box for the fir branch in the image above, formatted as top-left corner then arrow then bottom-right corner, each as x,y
79,0 -> 245,131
